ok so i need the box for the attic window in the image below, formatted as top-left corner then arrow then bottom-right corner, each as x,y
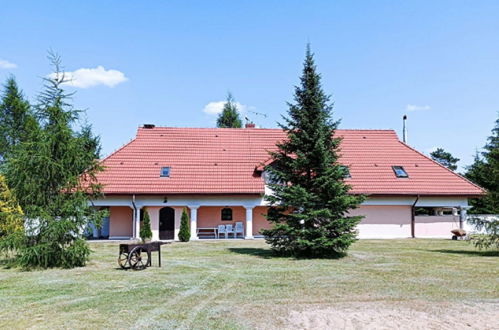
160,167 -> 171,177
340,166 -> 351,179
392,166 -> 408,178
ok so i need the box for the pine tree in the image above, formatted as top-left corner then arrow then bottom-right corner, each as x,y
261,45 -> 365,258
178,208 -> 190,242
465,153 -> 489,213
0,175 -> 23,237
465,115 -> 499,214
430,148 -> 459,171
465,116 -> 499,249
216,93 -> 242,128
1,52 -> 104,268
0,77 -> 38,159
140,209 -> 152,242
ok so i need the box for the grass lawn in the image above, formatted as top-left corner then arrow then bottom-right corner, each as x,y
0,239 -> 498,329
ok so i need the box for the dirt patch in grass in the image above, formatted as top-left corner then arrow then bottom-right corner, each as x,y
284,301 -> 499,330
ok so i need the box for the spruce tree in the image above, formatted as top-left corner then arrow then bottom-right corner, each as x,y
261,46 -> 365,258
465,115 -> 499,214
216,93 -> 242,128
430,148 -> 459,171
140,209 -> 152,242
1,52 -> 104,268
178,208 -> 190,242
0,77 -> 38,159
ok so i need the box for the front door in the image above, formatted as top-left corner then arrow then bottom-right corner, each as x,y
159,207 -> 175,240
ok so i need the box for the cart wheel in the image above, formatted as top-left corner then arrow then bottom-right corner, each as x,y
118,252 -> 130,269
128,247 -> 149,270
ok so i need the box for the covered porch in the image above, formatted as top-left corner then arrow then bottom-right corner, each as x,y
91,195 -> 269,241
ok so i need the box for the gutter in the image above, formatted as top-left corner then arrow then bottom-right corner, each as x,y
132,194 -> 137,238
411,195 -> 420,238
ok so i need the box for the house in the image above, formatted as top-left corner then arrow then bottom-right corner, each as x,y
90,124 -> 483,240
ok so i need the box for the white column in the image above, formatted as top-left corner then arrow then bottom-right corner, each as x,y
135,206 -> 141,240
190,206 -> 199,240
245,206 -> 254,239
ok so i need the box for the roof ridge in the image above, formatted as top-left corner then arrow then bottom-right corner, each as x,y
397,140 -> 485,194
137,126 -> 397,132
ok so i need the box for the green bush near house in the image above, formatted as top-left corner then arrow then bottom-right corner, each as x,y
178,208 -> 190,242
140,209 -> 153,242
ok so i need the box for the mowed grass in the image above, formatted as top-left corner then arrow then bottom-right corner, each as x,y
0,239 -> 497,329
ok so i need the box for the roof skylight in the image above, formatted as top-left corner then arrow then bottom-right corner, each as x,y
392,166 -> 408,178
160,167 -> 171,177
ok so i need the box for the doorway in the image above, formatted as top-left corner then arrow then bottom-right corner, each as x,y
159,207 -> 175,240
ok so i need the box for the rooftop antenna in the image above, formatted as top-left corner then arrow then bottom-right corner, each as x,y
402,115 -> 408,143
245,110 -> 268,127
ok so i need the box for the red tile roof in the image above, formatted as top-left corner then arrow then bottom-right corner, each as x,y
95,126 -> 484,196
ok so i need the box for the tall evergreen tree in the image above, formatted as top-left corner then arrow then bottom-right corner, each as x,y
430,148 -> 459,171
0,77 -> 38,159
1,53 -> 104,268
216,93 -> 242,128
465,115 -> 499,214
261,46 -> 365,258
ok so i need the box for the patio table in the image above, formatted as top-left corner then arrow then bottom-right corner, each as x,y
196,227 -> 218,239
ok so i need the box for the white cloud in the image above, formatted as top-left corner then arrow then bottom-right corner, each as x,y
0,59 -> 17,69
203,100 -> 249,115
406,104 -> 431,112
49,66 -> 128,88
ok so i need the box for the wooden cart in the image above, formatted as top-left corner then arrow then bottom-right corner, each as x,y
118,241 -> 166,270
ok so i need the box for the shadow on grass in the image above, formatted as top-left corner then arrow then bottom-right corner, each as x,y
228,248 -> 276,259
428,249 -> 499,257
228,247 -> 346,260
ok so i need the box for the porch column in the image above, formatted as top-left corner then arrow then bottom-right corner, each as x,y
134,206 -> 141,239
245,206 -> 254,239
190,206 -> 199,240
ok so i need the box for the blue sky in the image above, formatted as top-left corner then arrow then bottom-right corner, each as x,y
1,1 -> 498,171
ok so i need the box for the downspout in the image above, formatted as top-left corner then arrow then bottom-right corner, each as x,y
411,195 -> 419,238
132,194 -> 137,239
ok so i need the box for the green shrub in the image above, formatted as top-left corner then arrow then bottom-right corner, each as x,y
178,208 -> 190,242
0,175 -> 24,237
140,209 -> 153,242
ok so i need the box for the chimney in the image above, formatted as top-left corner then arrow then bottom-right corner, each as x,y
143,124 -> 155,129
245,123 -> 256,128
402,115 -> 407,143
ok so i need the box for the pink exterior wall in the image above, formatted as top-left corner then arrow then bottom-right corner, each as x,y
145,206 -> 161,241
109,206 -> 133,238
415,215 -> 460,238
197,206 -> 246,227
349,205 -> 412,238
128,204 -> 460,240
253,206 -> 271,236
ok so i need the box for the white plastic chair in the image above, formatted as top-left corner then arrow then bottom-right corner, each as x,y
235,222 -> 244,238
217,225 -> 226,239
225,224 -> 235,238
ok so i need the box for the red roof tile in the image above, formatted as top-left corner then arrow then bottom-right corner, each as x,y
95,127 -> 484,196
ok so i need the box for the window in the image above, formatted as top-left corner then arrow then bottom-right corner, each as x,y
221,208 -> 233,221
392,166 -> 408,178
160,167 -> 171,177
263,170 -> 283,185
340,166 -> 351,179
